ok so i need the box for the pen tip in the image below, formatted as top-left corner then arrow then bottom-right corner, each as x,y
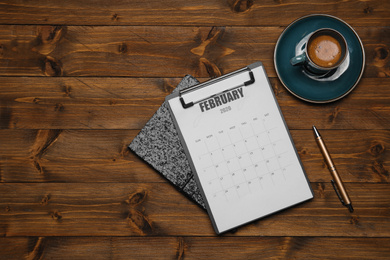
312,125 -> 320,137
347,204 -> 354,213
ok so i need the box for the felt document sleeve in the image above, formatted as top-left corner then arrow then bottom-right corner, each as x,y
129,75 -> 206,209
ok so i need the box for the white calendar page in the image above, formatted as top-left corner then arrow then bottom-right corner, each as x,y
167,64 -> 313,234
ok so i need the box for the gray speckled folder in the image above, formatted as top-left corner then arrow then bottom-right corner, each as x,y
129,75 -> 206,209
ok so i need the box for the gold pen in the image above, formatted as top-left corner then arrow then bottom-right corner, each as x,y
312,125 -> 354,212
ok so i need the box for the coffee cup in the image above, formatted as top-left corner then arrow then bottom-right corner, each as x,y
290,28 -> 348,75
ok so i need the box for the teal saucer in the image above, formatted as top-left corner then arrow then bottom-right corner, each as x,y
274,14 -> 365,103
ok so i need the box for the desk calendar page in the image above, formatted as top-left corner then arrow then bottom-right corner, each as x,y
167,63 -> 313,234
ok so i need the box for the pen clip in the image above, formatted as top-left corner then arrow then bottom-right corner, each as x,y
331,180 -> 346,206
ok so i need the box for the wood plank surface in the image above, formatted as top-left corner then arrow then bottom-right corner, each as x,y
0,25 -> 388,78
1,237 -> 390,259
1,1 -> 389,259
0,130 -> 388,183
1,183 -> 389,237
1,77 -> 389,130
0,0 -> 389,27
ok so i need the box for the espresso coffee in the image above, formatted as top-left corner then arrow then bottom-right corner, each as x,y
308,35 -> 342,68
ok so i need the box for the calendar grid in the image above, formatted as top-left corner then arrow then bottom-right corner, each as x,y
197,114 -> 293,203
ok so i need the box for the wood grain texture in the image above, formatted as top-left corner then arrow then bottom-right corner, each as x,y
1,77 -> 389,130
1,237 -> 390,259
1,1 -> 389,258
0,183 -> 389,237
0,130 -> 388,183
0,25 -> 388,78
0,0 -> 389,27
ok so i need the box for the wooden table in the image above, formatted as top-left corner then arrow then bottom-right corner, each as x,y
1,1 -> 389,259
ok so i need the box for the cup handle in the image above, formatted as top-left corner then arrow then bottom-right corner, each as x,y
290,53 -> 307,66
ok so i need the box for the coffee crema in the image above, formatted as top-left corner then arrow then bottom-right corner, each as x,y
308,35 -> 342,68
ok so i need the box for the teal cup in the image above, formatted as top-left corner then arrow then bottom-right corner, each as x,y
290,28 -> 348,75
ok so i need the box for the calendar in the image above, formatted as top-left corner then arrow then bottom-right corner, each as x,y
167,62 -> 313,234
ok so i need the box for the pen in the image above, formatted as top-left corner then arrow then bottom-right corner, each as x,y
312,125 -> 354,213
